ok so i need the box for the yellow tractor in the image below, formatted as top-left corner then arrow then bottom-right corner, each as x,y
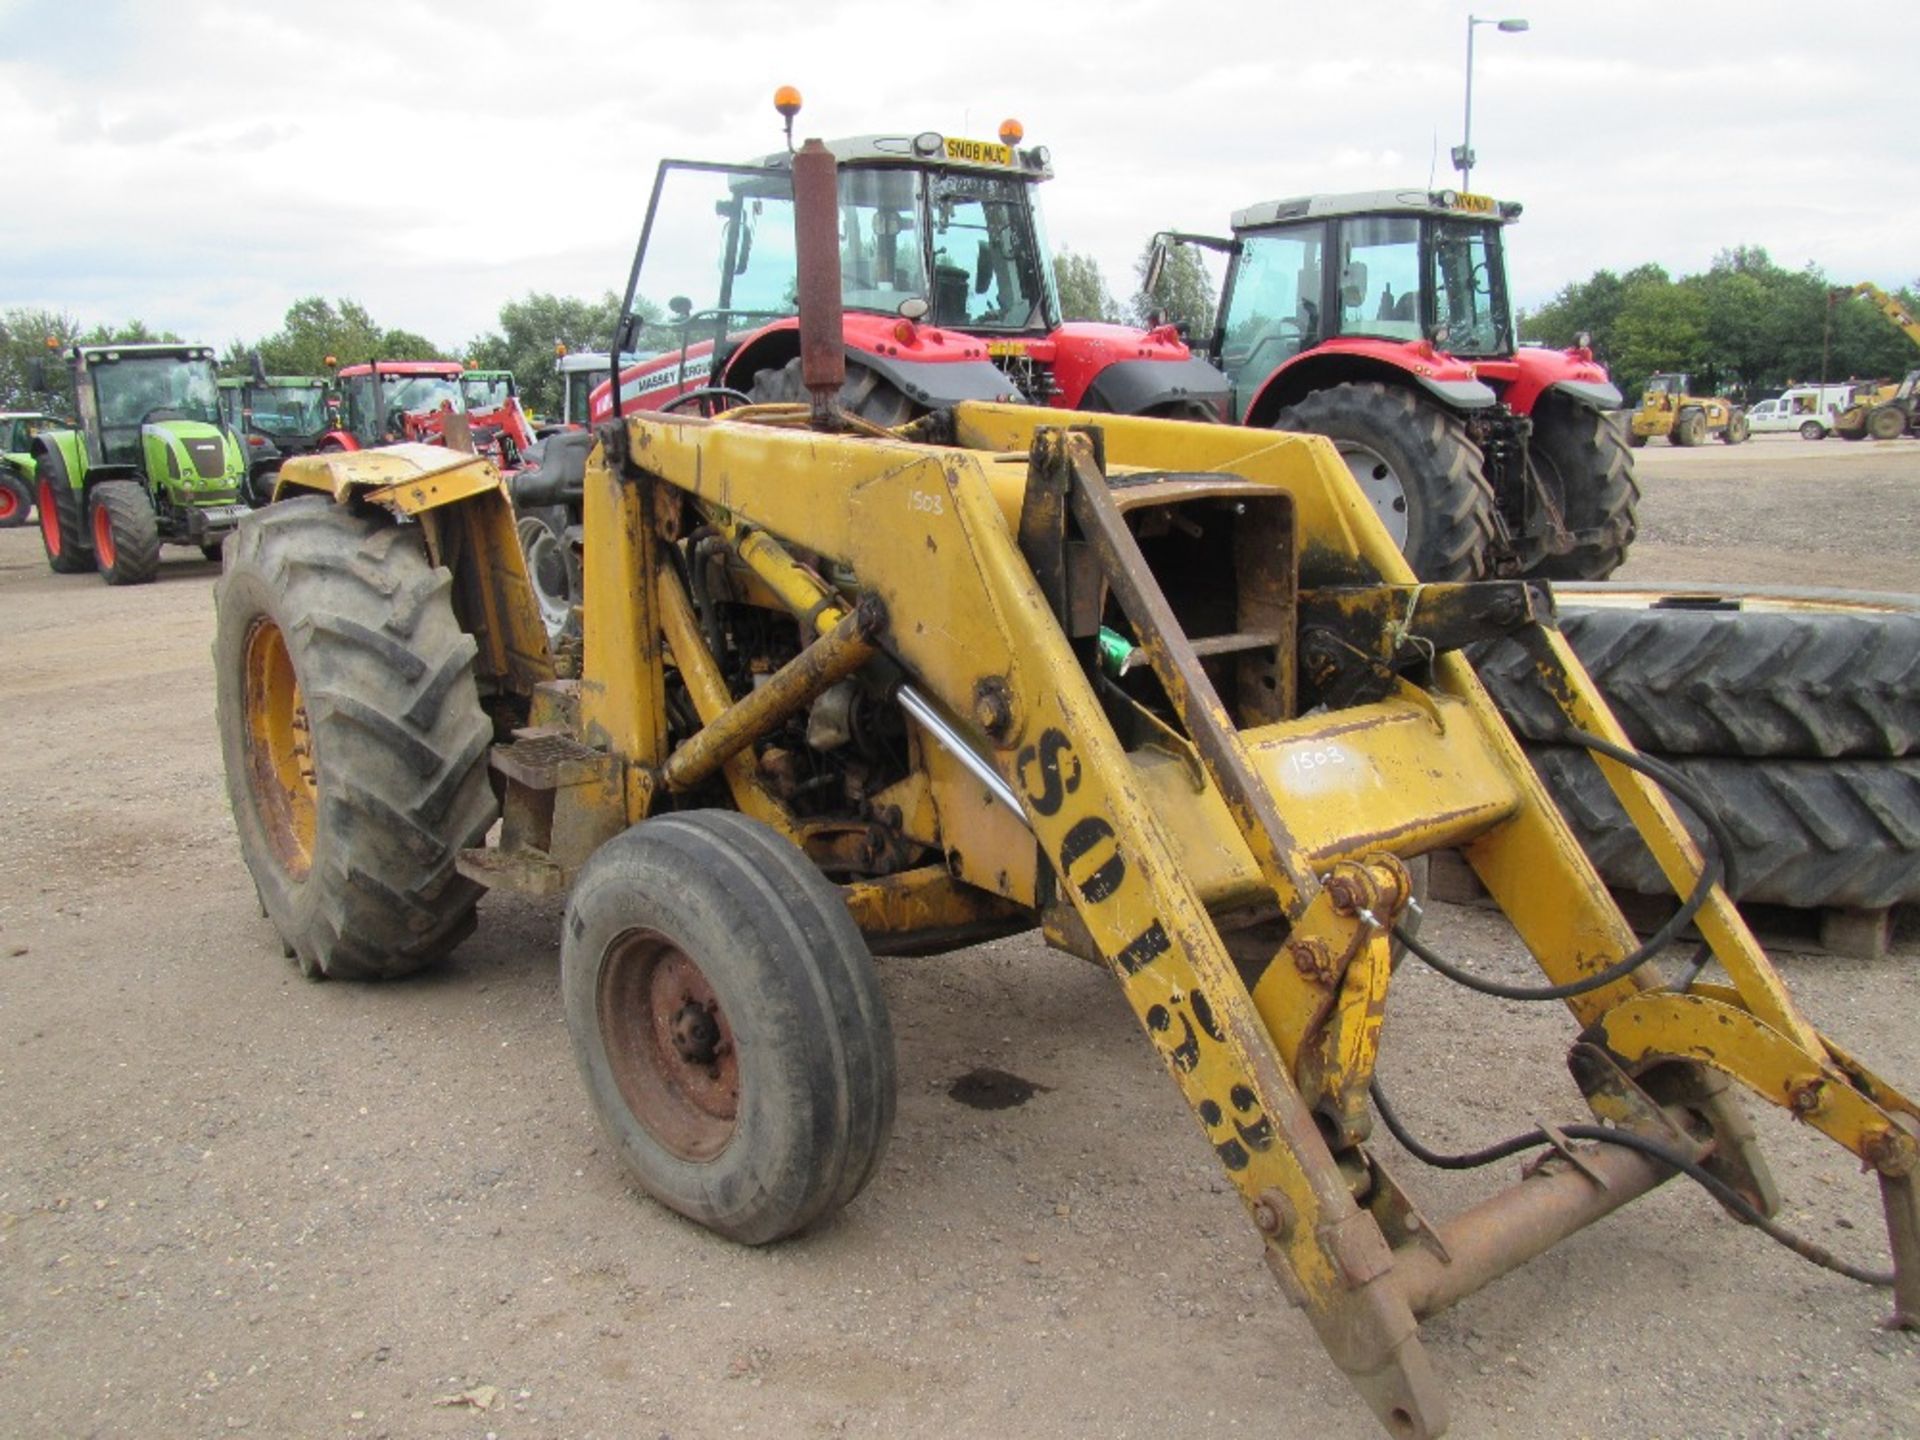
212,129 -> 1917,1439
1628,371 -> 1749,447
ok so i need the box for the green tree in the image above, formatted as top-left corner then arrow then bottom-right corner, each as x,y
1129,240 -> 1216,337
465,292 -> 624,416
253,297 -> 450,377
0,309 -> 181,409
1054,250 -> 1118,323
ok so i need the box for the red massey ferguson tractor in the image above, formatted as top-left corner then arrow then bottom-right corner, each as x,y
581,94 -> 1228,429
321,359 -> 535,469
1154,189 -> 1636,581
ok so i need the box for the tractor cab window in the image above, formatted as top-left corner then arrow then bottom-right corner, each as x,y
254,385 -> 329,437
624,165 -> 800,360
463,375 -> 513,412
928,174 -> 1052,332
1428,219 -> 1511,357
837,167 -> 928,316
91,355 -> 219,464
1218,224 -> 1327,416
1333,216 -> 1422,341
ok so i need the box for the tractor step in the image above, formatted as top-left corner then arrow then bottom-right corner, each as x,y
491,727 -> 607,790
461,728 -> 625,897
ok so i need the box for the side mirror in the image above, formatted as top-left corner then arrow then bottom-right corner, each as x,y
1143,239 -> 1170,299
26,358 -> 48,392
250,350 -> 269,386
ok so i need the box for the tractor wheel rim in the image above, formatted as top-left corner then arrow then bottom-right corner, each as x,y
0,486 -> 16,522
92,502 -> 117,571
1332,441 -> 1411,548
39,481 -> 61,555
516,516 -> 571,638
241,618 -> 317,879
598,929 -> 739,1161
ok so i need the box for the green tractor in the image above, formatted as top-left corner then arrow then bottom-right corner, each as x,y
0,411 -> 61,527
217,368 -> 337,506
28,342 -> 250,583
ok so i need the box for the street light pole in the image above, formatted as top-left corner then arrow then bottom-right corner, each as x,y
1454,15 -> 1530,190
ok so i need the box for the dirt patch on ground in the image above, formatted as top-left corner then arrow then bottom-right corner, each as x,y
2,435 -> 1917,1440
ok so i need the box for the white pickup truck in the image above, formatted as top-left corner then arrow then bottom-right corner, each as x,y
1745,384 -> 1854,439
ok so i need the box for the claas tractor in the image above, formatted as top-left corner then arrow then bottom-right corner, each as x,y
1628,372 -> 1750,448
0,410 -> 60,527
585,88 -> 1226,428
213,137 -> 1920,1440
1153,189 -> 1637,582
217,367 -> 337,507
28,342 -> 249,582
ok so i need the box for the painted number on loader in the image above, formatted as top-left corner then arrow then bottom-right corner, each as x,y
1287,744 -> 1348,775
909,489 -> 944,517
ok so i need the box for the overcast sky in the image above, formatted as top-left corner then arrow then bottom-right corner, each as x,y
4,0 -> 1913,352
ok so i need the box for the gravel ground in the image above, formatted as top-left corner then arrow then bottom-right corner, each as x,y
1,433 -> 1916,1440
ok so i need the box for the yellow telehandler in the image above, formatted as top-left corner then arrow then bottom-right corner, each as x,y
1627,371 -> 1749,446
212,119 -> 1917,1440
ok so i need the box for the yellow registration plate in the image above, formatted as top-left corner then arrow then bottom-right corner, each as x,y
944,136 -> 1012,166
986,340 -> 1029,358
1453,191 -> 1496,214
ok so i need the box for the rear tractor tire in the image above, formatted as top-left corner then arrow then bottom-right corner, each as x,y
0,471 -> 31,528
746,356 -> 917,428
213,497 -> 498,980
34,447 -> 95,574
89,480 -> 161,586
1523,396 -> 1640,581
1272,380 -> 1496,581
1626,429 -> 1648,449
562,810 -> 897,1245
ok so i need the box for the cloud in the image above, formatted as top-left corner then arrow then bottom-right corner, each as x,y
0,0 -> 1912,352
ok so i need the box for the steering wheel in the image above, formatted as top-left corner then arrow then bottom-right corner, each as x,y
659,386 -> 756,418
139,406 -> 187,425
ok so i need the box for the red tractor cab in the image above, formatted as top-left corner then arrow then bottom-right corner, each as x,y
591,94 -> 1227,426
1156,189 -> 1635,580
322,360 -> 469,452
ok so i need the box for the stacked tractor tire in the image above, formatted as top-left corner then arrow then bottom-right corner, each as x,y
1475,589 -> 1920,953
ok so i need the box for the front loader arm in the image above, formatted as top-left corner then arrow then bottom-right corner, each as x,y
586,403 -> 1918,1436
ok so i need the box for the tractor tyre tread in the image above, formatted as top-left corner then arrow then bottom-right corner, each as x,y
92,479 -> 162,585
214,497 -> 497,981
1273,380 -> 1497,581
1523,395 -> 1640,580
746,356 -> 917,427
1474,604 -> 1920,759
1526,746 -> 1920,911
35,446 -> 94,573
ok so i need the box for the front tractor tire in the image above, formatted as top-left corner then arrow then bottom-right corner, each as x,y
1272,380 -> 1496,581
1720,409 -> 1751,444
90,480 -> 161,585
214,498 -> 498,981
1525,396 -> 1640,580
34,448 -> 94,574
562,811 -> 897,1246
1670,407 -> 1707,446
